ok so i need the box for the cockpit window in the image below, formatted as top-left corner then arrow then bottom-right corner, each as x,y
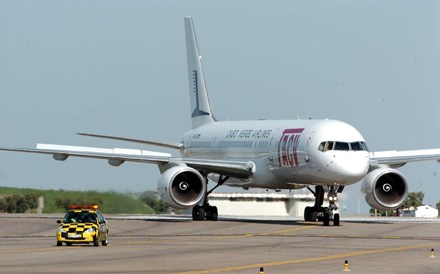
318,141 -> 368,152
318,142 -> 325,152
318,141 -> 334,152
326,141 -> 334,151
350,142 -> 363,151
334,142 -> 349,151
360,141 -> 369,151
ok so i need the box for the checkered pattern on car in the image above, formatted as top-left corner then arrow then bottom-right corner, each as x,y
61,223 -> 96,233
59,223 -> 98,240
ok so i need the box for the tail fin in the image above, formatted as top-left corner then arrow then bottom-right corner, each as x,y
184,17 -> 216,129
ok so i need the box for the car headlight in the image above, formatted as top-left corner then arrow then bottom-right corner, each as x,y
84,227 -> 96,234
57,227 -> 65,233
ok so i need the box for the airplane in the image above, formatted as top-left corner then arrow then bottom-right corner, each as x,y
1,16 -> 440,226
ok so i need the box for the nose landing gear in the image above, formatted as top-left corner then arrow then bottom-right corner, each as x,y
304,185 -> 342,226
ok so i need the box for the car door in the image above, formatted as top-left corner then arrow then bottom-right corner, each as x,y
96,211 -> 107,240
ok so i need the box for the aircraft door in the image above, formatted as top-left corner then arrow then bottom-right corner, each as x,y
306,129 -> 318,163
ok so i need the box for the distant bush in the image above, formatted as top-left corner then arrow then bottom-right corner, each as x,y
0,187 -> 156,214
0,193 -> 39,213
139,192 -> 169,214
43,190 -> 154,214
55,193 -> 104,211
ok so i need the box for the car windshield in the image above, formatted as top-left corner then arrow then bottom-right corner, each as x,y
63,211 -> 97,223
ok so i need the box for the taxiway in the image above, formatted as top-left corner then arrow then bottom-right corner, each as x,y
0,214 -> 439,273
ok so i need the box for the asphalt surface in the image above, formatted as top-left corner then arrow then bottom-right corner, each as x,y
1,214 -> 440,273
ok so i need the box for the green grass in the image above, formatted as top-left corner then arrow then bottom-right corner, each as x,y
0,187 -> 155,214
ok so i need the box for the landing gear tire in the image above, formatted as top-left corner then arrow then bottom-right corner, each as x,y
206,206 -> 218,221
304,207 -> 323,222
323,213 -> 330,226
304,207 -> 311,221
333,213 -> 340,226
193,205 -> 218,221
192,206 -> 205,221
310,211 -> 317,222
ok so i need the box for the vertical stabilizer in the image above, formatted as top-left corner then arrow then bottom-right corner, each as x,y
184,17 -> 215,129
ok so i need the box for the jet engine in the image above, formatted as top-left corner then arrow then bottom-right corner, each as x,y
157,165 -> 206,209
361,168 -> 408,211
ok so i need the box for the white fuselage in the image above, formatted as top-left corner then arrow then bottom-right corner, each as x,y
181,119 -> 370,189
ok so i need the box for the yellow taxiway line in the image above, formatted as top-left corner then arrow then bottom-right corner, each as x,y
175,243 -> 440,274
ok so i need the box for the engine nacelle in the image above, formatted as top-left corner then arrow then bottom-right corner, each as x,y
361,168 -> 408,211
157,165 -> 206,209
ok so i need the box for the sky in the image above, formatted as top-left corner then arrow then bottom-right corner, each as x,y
1,1 -> 439,214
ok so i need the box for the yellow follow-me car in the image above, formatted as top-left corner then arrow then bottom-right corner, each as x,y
56,205 -> 109,246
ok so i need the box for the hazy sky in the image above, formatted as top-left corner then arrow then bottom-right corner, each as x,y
1,1 -> 439,214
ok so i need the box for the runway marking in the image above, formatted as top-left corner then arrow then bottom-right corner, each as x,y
314,234 -> 334,237
112,225 -> 315,243
0,227 -> 313,253
0,246 -> 82,253
382,236 -> 401,239
0,237 -> 208,254
109,236 -> 215,247
174,243 -> 440,274
266,225 -> 315,235
212,225 -> 315,240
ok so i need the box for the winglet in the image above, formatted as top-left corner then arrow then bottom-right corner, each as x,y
184,16 -> 216,128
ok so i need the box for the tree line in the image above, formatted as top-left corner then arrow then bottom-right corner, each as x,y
371,192 -> 440,216
0,189 -> 170,214
0,193 -> 39,213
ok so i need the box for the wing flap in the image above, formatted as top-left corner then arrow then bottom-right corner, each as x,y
176,158 -> 255,178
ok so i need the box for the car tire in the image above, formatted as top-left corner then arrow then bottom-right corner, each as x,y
93,236 -> 99,246
57,241 -> 62,246
102,235 -> 108,246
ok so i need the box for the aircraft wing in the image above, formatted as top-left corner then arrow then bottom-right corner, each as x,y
370,149 -> 440,167
77,133 -> 183,150
0,144 -> 254,178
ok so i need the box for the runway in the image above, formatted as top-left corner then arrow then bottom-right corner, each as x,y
1,214 -> 440,273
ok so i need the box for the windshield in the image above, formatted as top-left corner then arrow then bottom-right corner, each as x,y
318,141 -> 368,152
63,211 -> 97,223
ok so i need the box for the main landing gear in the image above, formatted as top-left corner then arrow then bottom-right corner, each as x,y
304,185 -> 343,226
192,175 -> 230,221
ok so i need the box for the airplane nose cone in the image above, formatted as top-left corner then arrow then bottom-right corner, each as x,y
331,152 -> 370,184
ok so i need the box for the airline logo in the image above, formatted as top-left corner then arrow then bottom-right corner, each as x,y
191,70 -> 210,118
278,128 -> 304,167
